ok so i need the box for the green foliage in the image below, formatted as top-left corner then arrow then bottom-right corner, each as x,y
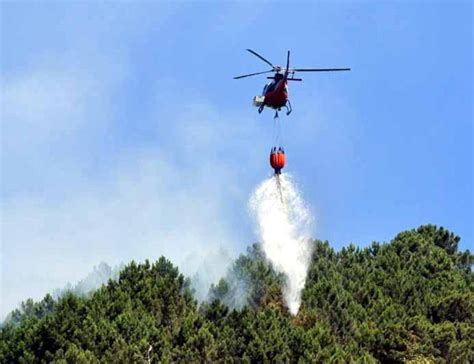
1,225 -> 472,363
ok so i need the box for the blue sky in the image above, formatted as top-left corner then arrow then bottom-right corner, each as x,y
1,1 -> 472,317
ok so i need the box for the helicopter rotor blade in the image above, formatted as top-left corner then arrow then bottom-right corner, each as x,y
286,50 -> 290,72
291,68 -> 351,72
233,70 -> 274,79
246,49 -> 275,68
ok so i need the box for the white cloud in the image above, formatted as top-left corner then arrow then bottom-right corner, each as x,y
1,146 -> 245,318
0,68 -> 269,319
1,54 -> 124,144
0,54 -> 130,201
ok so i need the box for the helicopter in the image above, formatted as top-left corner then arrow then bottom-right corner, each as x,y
234,49 -> 350,116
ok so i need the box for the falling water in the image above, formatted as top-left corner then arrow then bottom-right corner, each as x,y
249,173 -> 314,315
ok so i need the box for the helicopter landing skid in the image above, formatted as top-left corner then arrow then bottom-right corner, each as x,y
285,100 -> 293,116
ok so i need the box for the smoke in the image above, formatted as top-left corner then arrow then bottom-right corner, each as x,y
52,262 -> 124,299
249,174 -> 314,315
181,247 -> 235,302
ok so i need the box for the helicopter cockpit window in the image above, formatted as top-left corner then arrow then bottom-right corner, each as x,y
264,81 -> 275,94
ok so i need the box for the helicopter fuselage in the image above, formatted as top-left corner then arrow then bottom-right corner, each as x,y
261,77 -> 288,109
253,72 -> 293,115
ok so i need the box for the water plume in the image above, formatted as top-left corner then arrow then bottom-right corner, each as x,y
249,174 -> 314,315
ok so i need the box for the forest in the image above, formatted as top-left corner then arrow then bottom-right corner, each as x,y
1,225 -> 473,363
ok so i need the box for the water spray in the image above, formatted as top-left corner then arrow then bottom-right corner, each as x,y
249,173 -> 314,315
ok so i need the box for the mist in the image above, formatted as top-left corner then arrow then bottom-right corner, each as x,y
249,174 -> 314,315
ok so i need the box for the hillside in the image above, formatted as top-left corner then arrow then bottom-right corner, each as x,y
1,225 -> 473,363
